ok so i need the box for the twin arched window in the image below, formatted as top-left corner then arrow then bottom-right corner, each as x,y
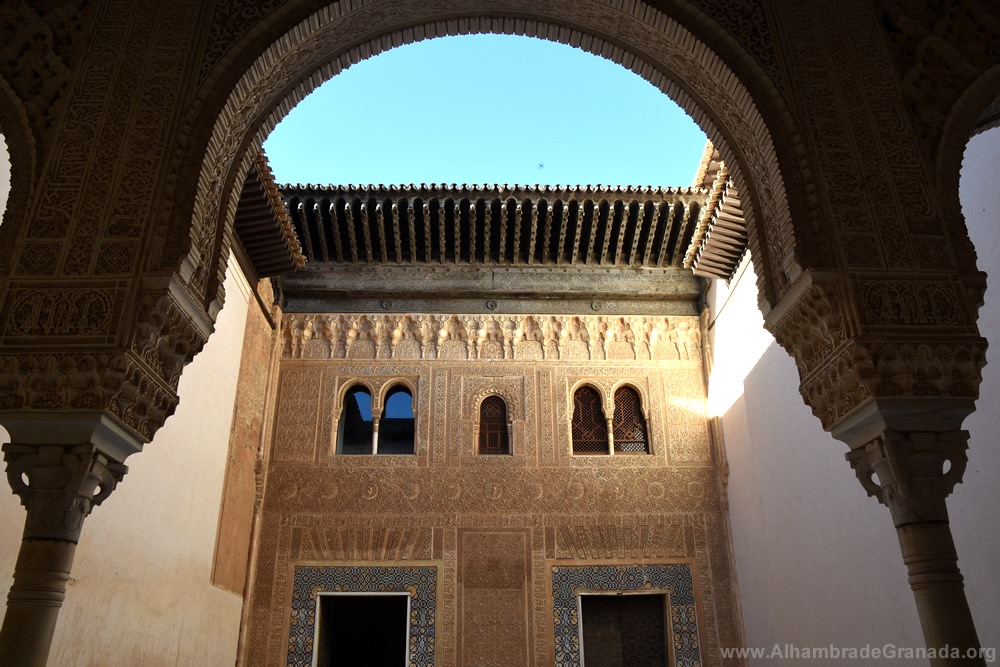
336,382 -> 646,456
571,385 -> 649,454
337,384 -> 414,455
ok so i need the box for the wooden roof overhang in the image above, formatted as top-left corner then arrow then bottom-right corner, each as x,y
278,183 -> 713,315
231,153 -> 306,281
684,145 -> 749,280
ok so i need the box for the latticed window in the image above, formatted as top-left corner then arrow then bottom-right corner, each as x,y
613,386 -> 649,453
478,395 -> 510,454
572,386 -> 608,454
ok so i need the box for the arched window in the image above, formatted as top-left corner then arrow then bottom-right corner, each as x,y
378,385 -> 414,455
613,386 -> 649,453
478,395 -> 510,454
338,385 -> 373,454
572,386 -> 607,454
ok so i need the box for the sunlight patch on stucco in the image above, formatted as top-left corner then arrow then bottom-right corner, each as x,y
706,257 -> 774,418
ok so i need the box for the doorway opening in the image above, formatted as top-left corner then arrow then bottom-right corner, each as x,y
580,593 -> 669,667
315,593 -> 409,666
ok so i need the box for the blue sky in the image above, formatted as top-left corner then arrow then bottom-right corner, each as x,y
263,35 -> 708,188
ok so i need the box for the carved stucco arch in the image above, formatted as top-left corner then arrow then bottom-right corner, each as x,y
334,379 -> 377,412
469,387 -> 517,425
377,378 -> 417,413
178,0 -> 809,324
567,379 -> 610,420
608,379 -> 650,416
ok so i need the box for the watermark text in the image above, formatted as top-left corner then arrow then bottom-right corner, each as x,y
720,644 -> 996,662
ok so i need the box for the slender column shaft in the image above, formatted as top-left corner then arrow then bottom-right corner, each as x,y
0,426 -> 136,667
897,523 -> 984,666
0,539 -> 78,667
842,423 -> 985,666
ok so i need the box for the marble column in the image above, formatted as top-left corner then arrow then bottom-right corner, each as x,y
0,412 -> 141,667
835,400 -> 986,667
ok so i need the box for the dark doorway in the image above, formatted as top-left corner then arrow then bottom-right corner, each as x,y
316,594 -> 408,666
580,594 -> 668,667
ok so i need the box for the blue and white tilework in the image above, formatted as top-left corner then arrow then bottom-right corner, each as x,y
286,565 -> 437,667
551,563 -> 702,667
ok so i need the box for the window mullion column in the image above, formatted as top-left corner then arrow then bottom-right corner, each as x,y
606,407 -> 615,455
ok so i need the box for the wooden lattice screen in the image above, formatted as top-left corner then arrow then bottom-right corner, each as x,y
572,386 -> 607,454
613,386 -> 649,453
478,395 -> 510,454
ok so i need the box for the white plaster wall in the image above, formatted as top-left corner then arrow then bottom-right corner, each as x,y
709,126 -> 1000,664
0,259 -> 253,666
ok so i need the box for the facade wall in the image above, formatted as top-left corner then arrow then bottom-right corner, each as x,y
710,126 -> 1000,663
213,278 -> 279,595
0,259 -> 253,666
244,312 -> 743,666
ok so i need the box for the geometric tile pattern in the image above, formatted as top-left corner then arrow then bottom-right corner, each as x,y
286,565 -> 437,667
551,563 -> 701,667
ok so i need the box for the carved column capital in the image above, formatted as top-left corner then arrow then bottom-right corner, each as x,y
845,429 -> 968,527
3,442 -> 129,542
1,411 -> 143,542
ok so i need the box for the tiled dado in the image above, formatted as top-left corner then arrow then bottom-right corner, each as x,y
286,564 -> 439,667
285,561 -> 702,667
550,562 -> 702,667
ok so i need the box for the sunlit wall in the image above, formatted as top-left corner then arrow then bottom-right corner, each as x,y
709,126 -> 1000,662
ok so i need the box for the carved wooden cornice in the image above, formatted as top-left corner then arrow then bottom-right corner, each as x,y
282,183 -> 708,270
279,264 -> 703,315
278,183 -> 713,312
232,153 -> 306,281
683,165 -> 748,280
